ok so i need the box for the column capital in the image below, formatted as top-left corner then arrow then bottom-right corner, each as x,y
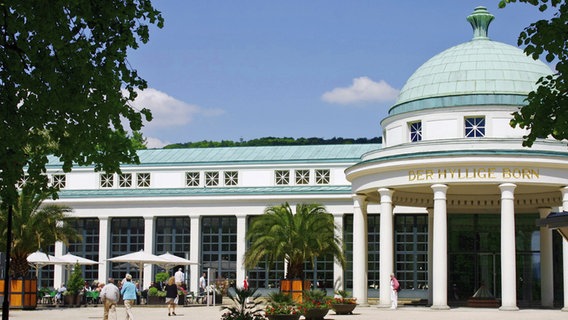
143,215 -> 155,221
378,188 -> 393,202
98,216 -> 110,222
235,213 -> 248,219
499,183 -> 517,200
352,194 -> 367,207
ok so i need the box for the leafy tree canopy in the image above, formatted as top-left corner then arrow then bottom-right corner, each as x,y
164,136 -> 382,149
0,1 -> 163,206
499,0 -> 568,146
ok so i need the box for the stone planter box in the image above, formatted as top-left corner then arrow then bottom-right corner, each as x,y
146,296 -> 165,305
302,308 -> 329,320
266,314 -> 301,320
331,303 -> 357,315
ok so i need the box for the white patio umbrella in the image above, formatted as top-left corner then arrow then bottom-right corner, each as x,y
107,250 -> 169,288
157,252 -> 197,272
27,250 -> 66,277
59,252 -> 99,266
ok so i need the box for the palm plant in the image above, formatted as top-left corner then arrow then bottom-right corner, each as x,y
244,202 -> 345,280
0,184 -> 80,278
220,287 -> 265,320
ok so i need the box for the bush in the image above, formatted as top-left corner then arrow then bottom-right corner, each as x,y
155,272 -> 169,283
148,287 -> 159,296
67,263 -> 84,295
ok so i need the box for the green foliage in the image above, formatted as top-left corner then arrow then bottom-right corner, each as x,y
297,290 -> 331,312
67,263 -> 85,295
130,131 -> 148,150
164,136 -> 382,149
0,184 -> 80,277
499,0 -> 568,147
0,1 -> 163,207
220,287 -> 266,320
265,291 -> 298,315
244,203 -> 346,279
147,287 -> 159,296
155,272 -> 170,283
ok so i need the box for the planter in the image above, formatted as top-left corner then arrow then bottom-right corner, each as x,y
302,308 -> 329,320
267,314 -> 301,320
0,279 -> 37,310
146,296 -> 165,305
178,294 -> 185,305
63,293 -> 81,307
280,279 -> 311,303
331,303 -> 357,315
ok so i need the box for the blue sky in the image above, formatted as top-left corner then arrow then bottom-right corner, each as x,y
126,1 -> 554,148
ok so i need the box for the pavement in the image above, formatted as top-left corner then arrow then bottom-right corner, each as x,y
2,303 -> 568,320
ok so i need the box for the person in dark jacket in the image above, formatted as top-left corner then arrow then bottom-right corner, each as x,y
164,276 -> 178,316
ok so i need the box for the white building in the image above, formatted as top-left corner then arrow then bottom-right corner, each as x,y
41,7 -> 567,309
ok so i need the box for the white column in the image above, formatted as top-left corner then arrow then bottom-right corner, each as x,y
189,213 -> 201,294
98,216 -> 110,284
431,184 -> 449,310
427,207 -> 434,306
53,241 -> 65,288
539,207 -> 554,308
236,213 -> 247,289
499,183 -> 518,311
333,212 -> 345,292
378,188 -> 394,308
352,195 -> 368,306
561,187 -> 568,311
143,215 -> 155,290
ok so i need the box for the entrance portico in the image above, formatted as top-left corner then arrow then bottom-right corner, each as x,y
346,148 -> 568,310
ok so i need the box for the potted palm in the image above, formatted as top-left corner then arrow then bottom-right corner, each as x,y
244,203 -> 345,302
297,289 -> 331,320
265,291 -> 300,320
220,287 -> 265,320
331,290 -> 357,315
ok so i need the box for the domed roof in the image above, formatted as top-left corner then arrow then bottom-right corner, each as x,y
389,7 -> 552,116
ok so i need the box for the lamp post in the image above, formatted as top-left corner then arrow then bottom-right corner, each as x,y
2,205 -> 13,320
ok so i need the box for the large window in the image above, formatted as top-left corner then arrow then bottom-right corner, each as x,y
394,215 -> 428,291
68,218 -> 100,282
201,216 -> 237,282
465,117 -> 485,138
109,218 -> 144,280
155,217 -> 191,256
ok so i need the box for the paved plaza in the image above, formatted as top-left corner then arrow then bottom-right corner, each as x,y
2,304 -> 568,320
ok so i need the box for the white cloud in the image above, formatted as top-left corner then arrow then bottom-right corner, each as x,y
121,88 -> 225,148
321,77 -> 399,105
129,87 -> 225,128
145,136 -> 170,149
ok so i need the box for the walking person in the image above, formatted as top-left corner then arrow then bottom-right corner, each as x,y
174,268 -> 184,287
100,278 -> 119,320
165,276 -> 178,316
198,272 -> 207,303
120,274 -> 137,320
390,273 -> 399,309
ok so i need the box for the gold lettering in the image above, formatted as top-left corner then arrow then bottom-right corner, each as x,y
409,170 -> 416,181
488,168 -> 496,179
425,170 -> 434,180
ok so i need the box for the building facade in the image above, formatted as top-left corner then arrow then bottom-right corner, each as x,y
36,7 -> 567,309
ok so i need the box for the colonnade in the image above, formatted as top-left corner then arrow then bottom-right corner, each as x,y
350,184 -> 568,311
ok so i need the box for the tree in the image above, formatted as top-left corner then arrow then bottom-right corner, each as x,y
0,1 -> 163,204
499,0 -> 568,146
0,184 -> 80,278
0,2 -> 162,317
244,203 -> 346,280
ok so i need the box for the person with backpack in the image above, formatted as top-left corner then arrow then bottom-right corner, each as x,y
390,273 -> 400,309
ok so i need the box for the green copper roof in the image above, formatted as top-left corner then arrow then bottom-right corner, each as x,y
47,144 -> 380,168
389,7 -> 552,116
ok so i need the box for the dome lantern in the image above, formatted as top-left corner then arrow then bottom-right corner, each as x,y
467,6 -> 494,40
